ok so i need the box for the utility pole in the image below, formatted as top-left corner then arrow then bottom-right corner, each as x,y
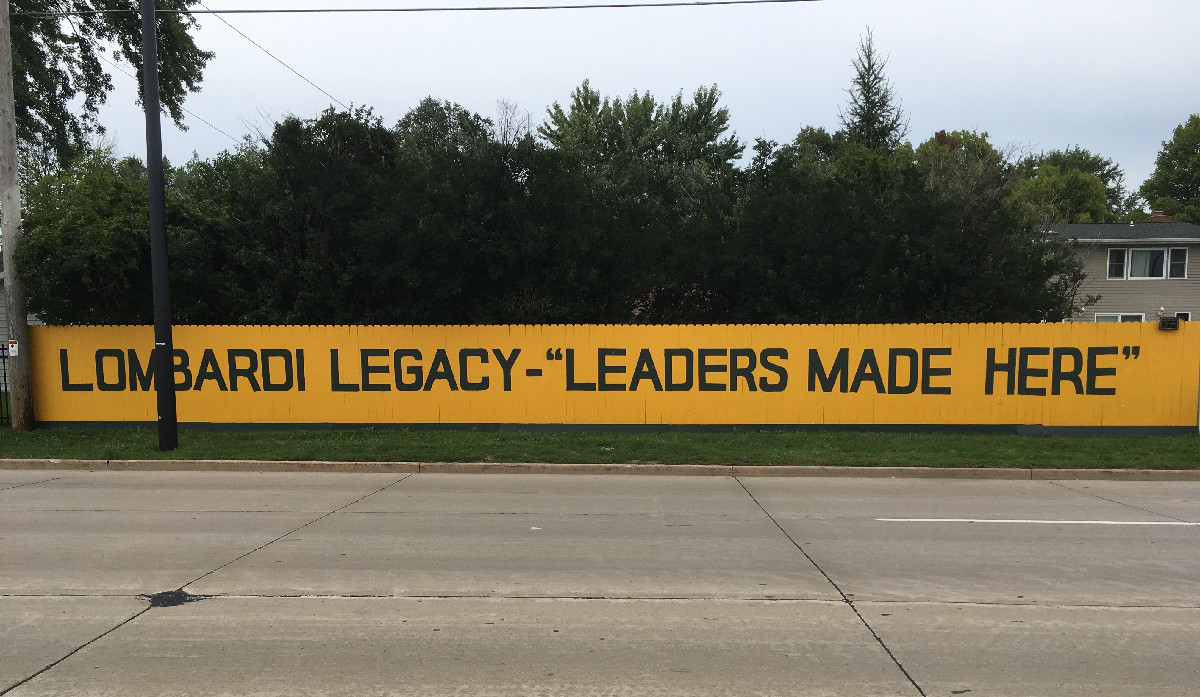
0,0 -> 35,431
141,0 -> 178,450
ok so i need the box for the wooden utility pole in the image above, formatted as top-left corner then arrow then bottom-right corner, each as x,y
0,0 -> 34,431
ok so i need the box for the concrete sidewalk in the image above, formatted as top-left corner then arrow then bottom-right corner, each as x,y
1,470 -> 1197,696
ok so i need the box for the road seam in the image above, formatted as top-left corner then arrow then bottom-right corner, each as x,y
1046,480 -> 1194,523
0,475 -> 417,693
4,592 -> 1195,609
733,476 -> 927,697
179,473 -> 415,591
0,605 -> 152,696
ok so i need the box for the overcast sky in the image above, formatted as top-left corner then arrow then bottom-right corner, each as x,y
94,0 -> 1200,193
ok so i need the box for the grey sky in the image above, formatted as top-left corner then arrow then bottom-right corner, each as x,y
96,0 -> 1199,193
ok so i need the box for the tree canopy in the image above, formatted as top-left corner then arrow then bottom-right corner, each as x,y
18,95 -> 1092,326
1015,146 -> 1126,222
1139,114 -> 1199,223
17,30 -> 1105,328
9,0 -> 212,165
1010,163 -> 1108,225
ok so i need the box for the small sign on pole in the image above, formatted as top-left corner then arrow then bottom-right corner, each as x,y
7,339 -> 16,357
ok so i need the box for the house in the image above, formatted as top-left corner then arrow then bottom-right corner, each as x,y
1052,219 -> 1200,322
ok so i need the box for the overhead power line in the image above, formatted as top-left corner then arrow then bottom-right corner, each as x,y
99,54 -> 241,145
17,0 -> 820,17
195,1 -> 349,110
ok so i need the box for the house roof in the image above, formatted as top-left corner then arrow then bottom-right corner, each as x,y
1047,222 -> 1200,243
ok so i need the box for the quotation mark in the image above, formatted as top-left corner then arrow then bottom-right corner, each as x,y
527,348 -> 565,377
1122,346 -> 1140,359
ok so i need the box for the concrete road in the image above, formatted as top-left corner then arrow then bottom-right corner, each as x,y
0,470 -> 1196,696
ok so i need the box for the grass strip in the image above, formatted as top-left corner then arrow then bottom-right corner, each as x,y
0,428 -> 1196,469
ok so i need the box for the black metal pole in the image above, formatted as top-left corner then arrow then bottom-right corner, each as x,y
140,0 -> 178,450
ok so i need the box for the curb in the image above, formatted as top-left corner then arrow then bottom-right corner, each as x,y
0,459 -> 1197,481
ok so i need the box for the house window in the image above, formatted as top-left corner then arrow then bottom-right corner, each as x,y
1110,247 -> 1190,279
1129,249 -> 1166,278
1168,248 -> 1188,278
1107,248 -> 1126,279
1176,312 -> 1191,321
1095,313 -> 1145,322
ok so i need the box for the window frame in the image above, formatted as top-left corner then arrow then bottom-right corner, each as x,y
1106,248 -> 1127,279
1168,247 -> 1188,279
1107,246 -> 1192,280
1128,248 -> 1167,279
1094,313 -> 1146,323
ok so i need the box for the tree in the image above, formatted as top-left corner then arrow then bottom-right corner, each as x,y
539,81 -> 742,171
1010,164 -> 1108,225
719,126 -> 1093,324
914,130 -> 1093,321
1016,146 -> 1127,220
838,28 -> 907,151
1139,114 -> 1199,223
18,150 -> 156,323
8,0 -> 212,164
15,147 -> 245,324
539,81 -> 743,321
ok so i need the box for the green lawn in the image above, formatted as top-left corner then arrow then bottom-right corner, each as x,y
0,427 -> 1196,469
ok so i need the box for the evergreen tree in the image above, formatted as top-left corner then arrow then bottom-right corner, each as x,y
838,29 -> 907,151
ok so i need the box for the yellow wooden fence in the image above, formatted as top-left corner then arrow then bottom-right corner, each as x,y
29,323 -> 1199,426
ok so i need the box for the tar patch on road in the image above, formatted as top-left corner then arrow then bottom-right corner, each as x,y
143,589 -> 208,608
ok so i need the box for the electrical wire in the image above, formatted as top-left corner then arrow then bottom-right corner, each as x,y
16,0 -> 820,17
195,0 -> 348,110
99,54 -> 242,145
21,0 -> 816,142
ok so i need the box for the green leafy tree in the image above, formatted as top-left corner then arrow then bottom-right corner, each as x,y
540,81 -> 742,174
16,150 -> 152,323
16,148 -> 237,323
539,81 -> 743,320
720,127 -> 1092,323
1139,114 -> 1199,223
249,106 -> 402,323
9,0 -> 212,164
838,28 -> 907,151
1017,146 -> 1127,220
166,144 -> 275,322
1010,164 -> 1108,225
17,83 -> 1096,327
915,130 -> 1093,320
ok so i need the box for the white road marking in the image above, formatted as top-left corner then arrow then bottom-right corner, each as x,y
876,518 -> 1198,526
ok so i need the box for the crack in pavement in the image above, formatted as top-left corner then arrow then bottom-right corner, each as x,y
0,605 -> 151,696
733,476 -> 927,697
0,475 -> 416,695
0,475 -> 78,492
180,473 -> 415,590
1048,481 -> 1194,523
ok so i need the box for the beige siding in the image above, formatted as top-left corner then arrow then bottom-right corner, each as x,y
1070,242 -> 1201,321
